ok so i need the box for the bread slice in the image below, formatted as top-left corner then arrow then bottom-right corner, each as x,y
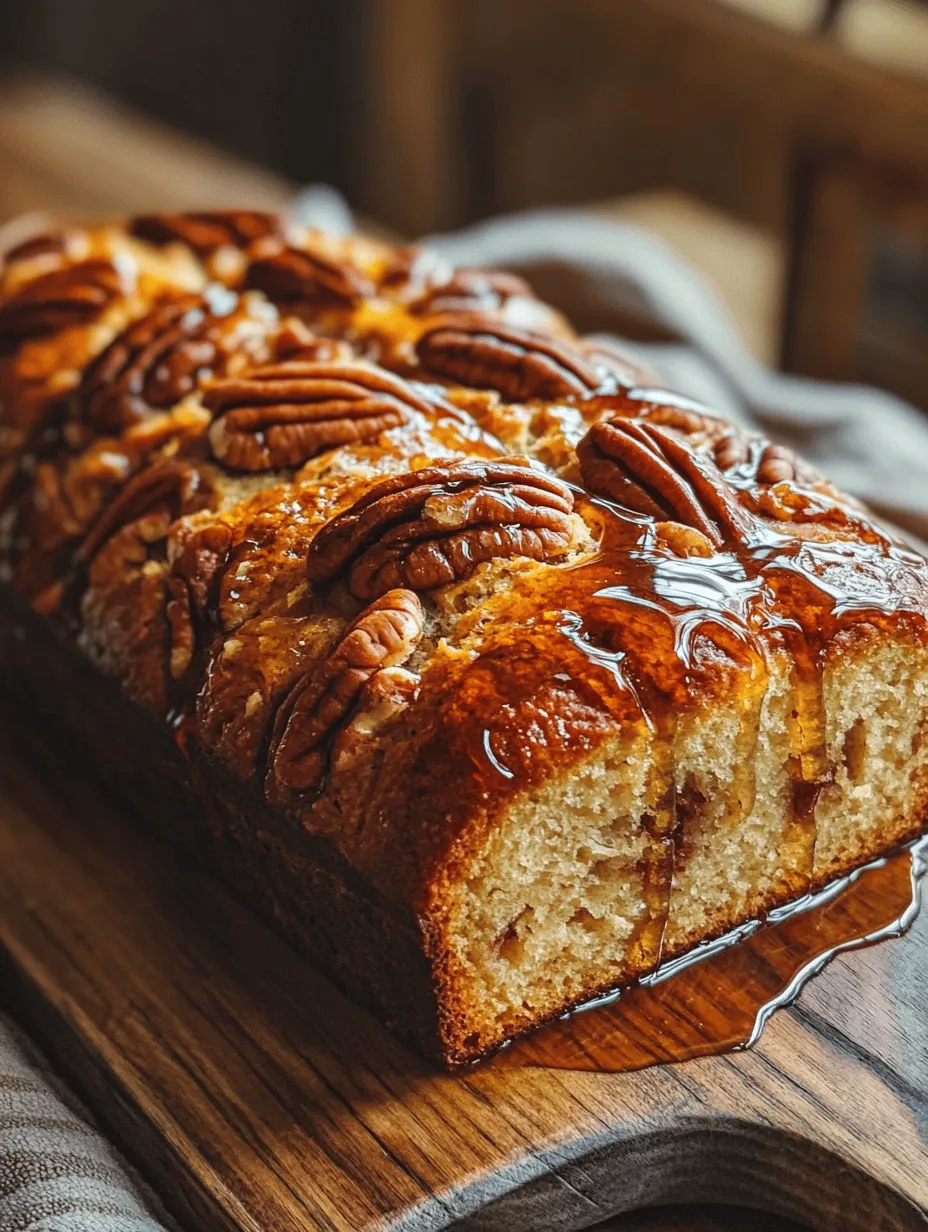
1,213 -> 926,1067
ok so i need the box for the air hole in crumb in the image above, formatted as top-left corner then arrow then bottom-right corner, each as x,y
568,906 -> 607,935
495,906 -> 533,964
675,776 -> 708,862
842,718 -> 867,783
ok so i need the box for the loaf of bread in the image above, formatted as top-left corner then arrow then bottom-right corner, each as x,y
1,212 -> 927,1067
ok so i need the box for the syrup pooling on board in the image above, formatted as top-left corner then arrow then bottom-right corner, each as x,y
500,836 -> 928,1072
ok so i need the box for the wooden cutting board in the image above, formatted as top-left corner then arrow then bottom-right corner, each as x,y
1,722 -> 926,1232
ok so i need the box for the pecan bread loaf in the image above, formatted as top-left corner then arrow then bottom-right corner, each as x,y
1,211 -> 927,1068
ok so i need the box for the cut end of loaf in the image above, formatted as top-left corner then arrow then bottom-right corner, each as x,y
432,626 -> 928,1065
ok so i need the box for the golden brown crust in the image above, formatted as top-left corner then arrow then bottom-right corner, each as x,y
2,213 -> 927,1068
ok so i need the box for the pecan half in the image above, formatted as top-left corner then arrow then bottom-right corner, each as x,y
712,435 -> 853,531
410,268 -> 535,316
245,239 -> 373,305
203,361 -> 434,472
755,444 -> 800,486
307,458 -> 575,600
713,434 -> 797,483
4,231 -> 70,265
0,260 -> 121,348
77,294 -> 230,433
578,419 -> 749,547
165,522 -> 233,680
268,588 -> 424,795
416,314 -> 601,401
76,460 -> 213,573
130,211 -> 282,254
618,388 -> 718,436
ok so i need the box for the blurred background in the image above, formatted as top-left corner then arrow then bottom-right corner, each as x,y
0,0 -> 926,409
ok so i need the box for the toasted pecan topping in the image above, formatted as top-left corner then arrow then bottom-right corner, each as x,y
409,268 -> 535,316
416,314 -> 602,401
268,588 -> 424,794
76,460 -> 213,572
378,243 -> 450,291
713,435 -> 802,487
756,443 -> 800,486
307,457 -> 575,600
77,294 -> 229,433
622,389 -> 717,436
270,318 -> 355,363
4,231 -> 70,265
578,419 -> 749,547
203,361 -> 434,472
165,522 -> 233,680
245,239 -> 373,305
712,433 -> 751,475
0,260 -> 122,349
130,211 -> 282,254
653,521 -> 716,559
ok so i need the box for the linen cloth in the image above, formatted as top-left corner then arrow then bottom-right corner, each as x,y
4,189 -> 928,1229
0,1014 -> 174,1231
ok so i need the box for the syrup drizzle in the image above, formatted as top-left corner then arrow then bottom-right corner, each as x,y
501,836 -> 928,1072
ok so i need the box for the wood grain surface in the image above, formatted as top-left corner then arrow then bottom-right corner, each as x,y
1,714 -> 926,1232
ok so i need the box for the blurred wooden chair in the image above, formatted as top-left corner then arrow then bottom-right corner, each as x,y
362,0 -> 928,233
362,0 -> 928,406
784,148 -> 928,409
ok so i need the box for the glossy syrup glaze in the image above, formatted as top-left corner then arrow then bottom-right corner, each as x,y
501,835 -> 928,1072
451,481 -> 928,950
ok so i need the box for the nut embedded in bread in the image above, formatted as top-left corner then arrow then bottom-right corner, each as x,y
1,212 -> 927,1069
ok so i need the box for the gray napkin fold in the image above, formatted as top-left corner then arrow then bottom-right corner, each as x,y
0,1014 -> 172,1232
